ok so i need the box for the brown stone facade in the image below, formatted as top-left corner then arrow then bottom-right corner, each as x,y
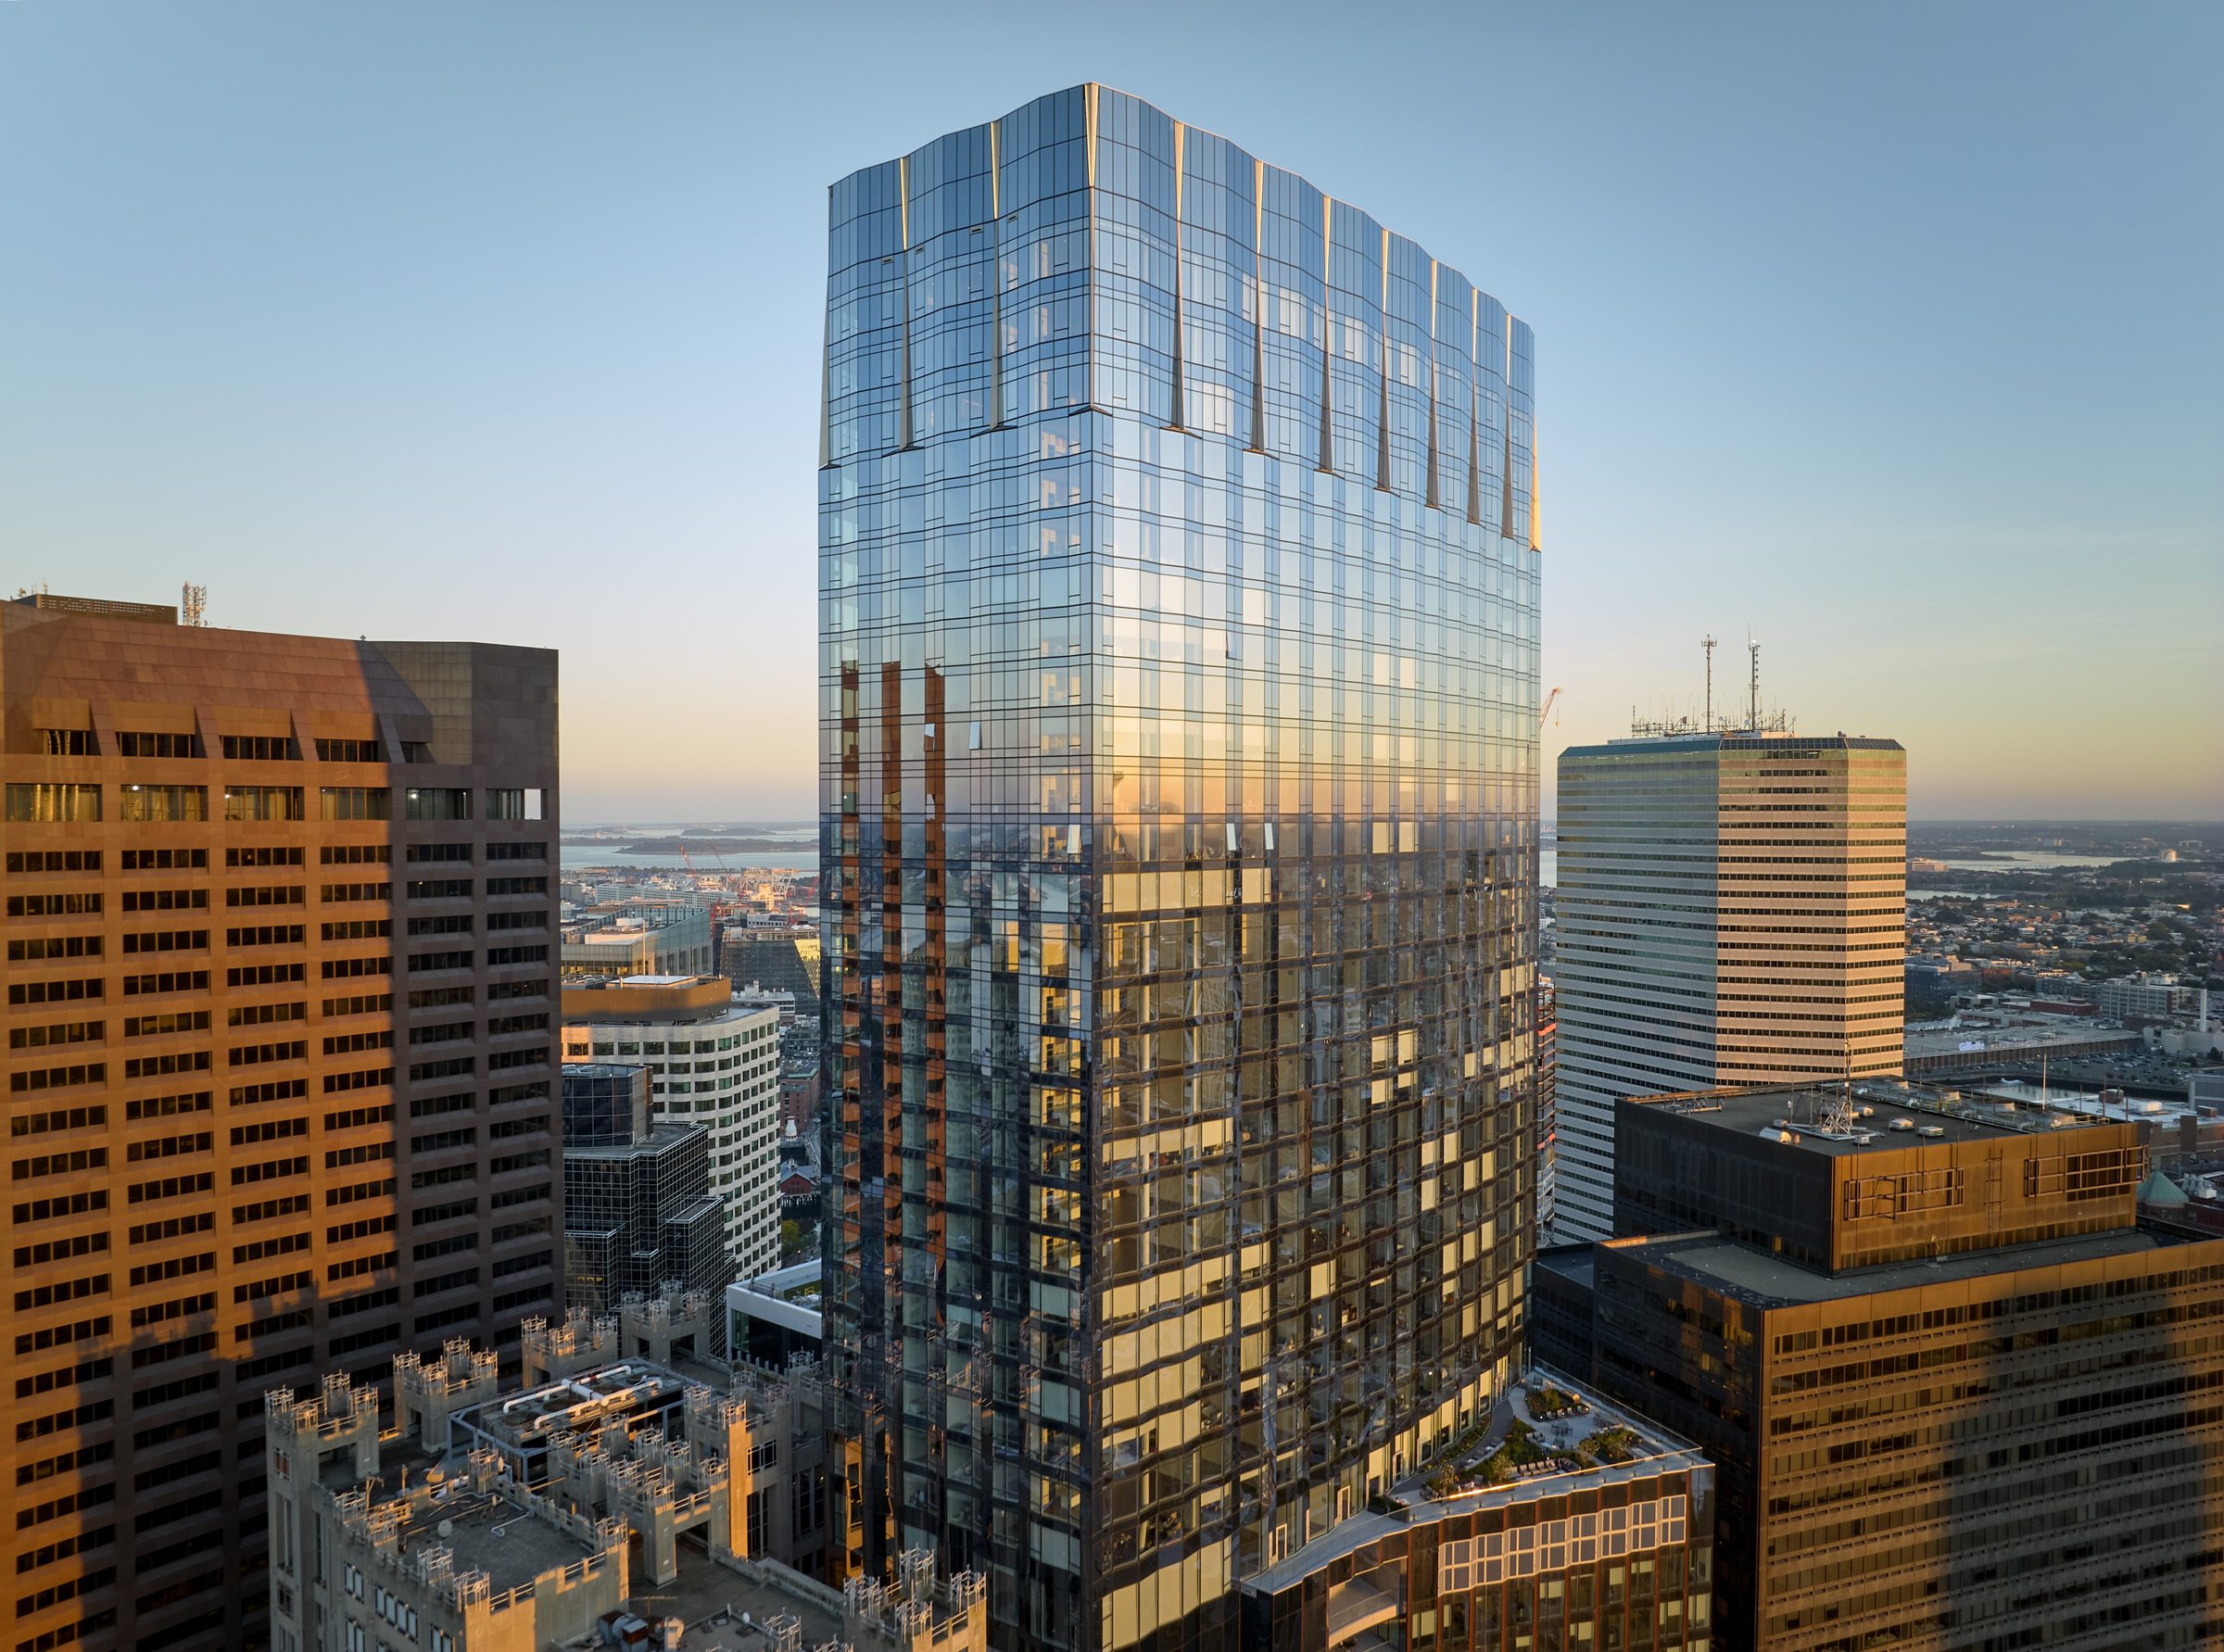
1,600 -> 560,1652
1539,1084 -> 2224,1652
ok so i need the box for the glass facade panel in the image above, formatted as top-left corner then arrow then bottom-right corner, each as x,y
822,83 -> 1542,1652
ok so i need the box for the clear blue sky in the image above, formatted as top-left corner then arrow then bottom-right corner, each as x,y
5,1 -> 2218,822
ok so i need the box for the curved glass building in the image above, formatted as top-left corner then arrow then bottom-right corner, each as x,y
819,84 -> 1545,1652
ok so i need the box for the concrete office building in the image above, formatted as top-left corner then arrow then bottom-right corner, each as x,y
823,88 -> 1545,1651
561,976 -> 785,1277
561,906 -> 714,981
1534,1079 -> 2223,1652
559,1062 -> 730,1313
1551,735 -> 1906,1242
1,592 -> 561,1652
2088,972 -> 2198,1020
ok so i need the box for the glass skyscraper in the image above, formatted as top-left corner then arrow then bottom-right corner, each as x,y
819,85 -> 1544,1652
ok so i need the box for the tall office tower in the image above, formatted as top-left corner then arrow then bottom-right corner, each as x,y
1,593 -> 560,1652
1535,1080 -> 2220,1652
1550,734 -> 1905,1242
820,86 -> 1544,1652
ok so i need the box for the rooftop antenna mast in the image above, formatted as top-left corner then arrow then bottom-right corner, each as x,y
180,584 -> 207,628
1702,635 -> 1716,728
1747,636 -> 1760,732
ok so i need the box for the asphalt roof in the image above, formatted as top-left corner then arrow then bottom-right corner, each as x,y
1612,1225 -> 2171,1308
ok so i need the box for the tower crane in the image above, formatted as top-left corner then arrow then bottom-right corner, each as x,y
1538,687 -> 1562,728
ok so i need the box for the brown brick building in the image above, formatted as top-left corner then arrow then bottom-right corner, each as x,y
2,594 -> 561,1652
1535,1081 -> 2224,1652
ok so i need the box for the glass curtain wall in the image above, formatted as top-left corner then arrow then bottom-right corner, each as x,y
821,83 -> 1544,1652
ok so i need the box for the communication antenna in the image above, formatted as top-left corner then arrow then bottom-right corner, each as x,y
1747,636 -> 1760,731
1702,635 -> 1716,728
181,584 -> 207,627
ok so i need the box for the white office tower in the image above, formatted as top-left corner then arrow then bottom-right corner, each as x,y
1552,732 -> 1906,1240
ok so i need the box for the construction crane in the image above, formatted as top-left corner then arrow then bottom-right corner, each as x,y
1538,687 -> 1562,728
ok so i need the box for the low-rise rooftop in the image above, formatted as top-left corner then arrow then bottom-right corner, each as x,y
1633,1078 -> 2132,1156
405,1482 -> 598,1597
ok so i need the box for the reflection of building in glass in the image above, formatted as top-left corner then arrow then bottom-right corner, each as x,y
1538,975 -> 1558,1242
821,86 -> 1544,1649
561,1062 -> 731,1314
1551,736 -> 1907,1242
723,923 -> 824,1012
562,976 -> 786,1275
1535,1080 -> 2224,1652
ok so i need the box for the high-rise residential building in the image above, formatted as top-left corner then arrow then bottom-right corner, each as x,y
820,86 -> 1544,1652
1551,734 -> 1906,1242
560,974 -> 786,1276
1534,1079 -> 2218,1652
1,593 -> 561,1652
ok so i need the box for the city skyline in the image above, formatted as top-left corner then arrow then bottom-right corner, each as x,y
5,3 -> 2216,822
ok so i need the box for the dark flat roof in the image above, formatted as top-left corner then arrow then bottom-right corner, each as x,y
1605,1225 -> 2186,1309
1626,1085 -> 2119,1159
1560,734 -> 1903,758
1535,1245 -> 1596,1292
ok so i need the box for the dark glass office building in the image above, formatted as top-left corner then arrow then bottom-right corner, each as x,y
821,86 -> 1545,1652
560,1062 -> 730,1314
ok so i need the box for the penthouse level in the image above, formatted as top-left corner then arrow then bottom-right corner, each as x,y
1612,1082 -> 2146,1272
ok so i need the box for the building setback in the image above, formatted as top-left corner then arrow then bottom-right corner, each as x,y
1534,1080 -> 2222,1652
1236,1376 -> 1715,1652
1551,736 -> 1906,1242
1,595 -> 561,1652
822,86 -> 1545,1652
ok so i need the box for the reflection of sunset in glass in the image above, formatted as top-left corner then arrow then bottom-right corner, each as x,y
821,86 -> 1547,1644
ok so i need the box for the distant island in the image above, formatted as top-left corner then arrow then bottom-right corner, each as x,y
562,837 -> 814,855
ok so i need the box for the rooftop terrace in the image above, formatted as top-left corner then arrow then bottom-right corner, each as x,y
1246,1366 -> 1706,1595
